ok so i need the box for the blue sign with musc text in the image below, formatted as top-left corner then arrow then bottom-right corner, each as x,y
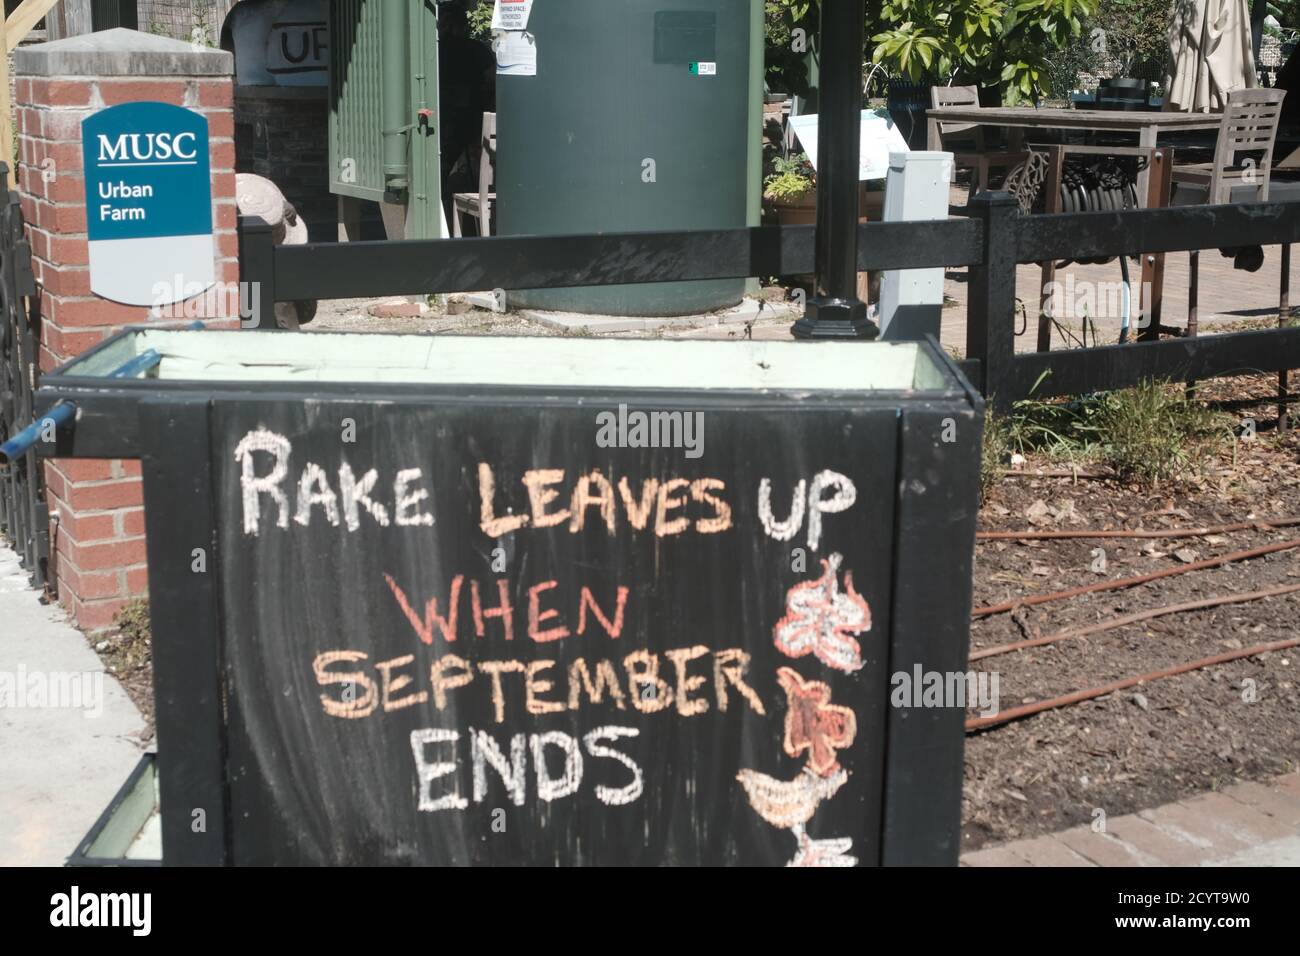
81,101 -> 215,306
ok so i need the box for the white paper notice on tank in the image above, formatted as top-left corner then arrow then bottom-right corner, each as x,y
495,30 -> 537,76
789,109 -> 909,182
491,0 -> 533,31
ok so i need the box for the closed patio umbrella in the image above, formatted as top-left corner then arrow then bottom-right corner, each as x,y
1164,0 -> 1258,112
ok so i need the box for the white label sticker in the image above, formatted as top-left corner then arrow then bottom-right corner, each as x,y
691,62 -> 717,76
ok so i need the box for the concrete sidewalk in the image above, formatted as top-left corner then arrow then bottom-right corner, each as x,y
0,544 -> 146,866
963,773 -> 1300,867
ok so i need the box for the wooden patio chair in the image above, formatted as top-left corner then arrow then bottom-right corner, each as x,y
452,112 -> 496,238
1171,89 -> 1287,344
1171,89 -> 1286,205
928,85 -> 1025,198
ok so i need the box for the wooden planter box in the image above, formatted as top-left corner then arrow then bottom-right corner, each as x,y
45,328 -> 982,866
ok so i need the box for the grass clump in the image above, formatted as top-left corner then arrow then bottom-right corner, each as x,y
1087,382 -> 1222,485
981,380 -> 1228,491
980,406 -> 1011,501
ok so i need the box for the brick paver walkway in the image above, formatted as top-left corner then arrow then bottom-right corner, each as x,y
962,772 -> 1300,866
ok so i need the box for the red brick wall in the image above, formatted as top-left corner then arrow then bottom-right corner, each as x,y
16,73 -> 237,631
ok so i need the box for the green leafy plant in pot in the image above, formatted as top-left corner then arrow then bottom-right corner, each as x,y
764,152 -> 818,224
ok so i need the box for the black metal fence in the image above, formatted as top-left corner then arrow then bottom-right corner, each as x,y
239,191 -> 1300,410
0,165 -> 49,587
966,193 -> 1300,407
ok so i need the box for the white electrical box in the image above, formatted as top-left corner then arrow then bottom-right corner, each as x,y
879,151 -> 954,341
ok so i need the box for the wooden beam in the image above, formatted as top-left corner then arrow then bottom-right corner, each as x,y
2,0 -> 65,188
0,14 -> 11,188
6,0 -> 64,52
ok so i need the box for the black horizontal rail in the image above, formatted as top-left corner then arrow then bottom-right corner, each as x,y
1009,326 -> 1300,401
263,219 -> 984,303
1013,201 -> 1300,263
240,192 -> 1300,412
965,193 -> 1300,407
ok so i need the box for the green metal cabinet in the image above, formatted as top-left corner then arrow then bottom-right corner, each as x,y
328,0 -> 442,239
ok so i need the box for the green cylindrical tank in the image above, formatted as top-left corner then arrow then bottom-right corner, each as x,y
497,0 -> 752,316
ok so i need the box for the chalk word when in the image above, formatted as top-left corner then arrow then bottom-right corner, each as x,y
385,573 -> 629,644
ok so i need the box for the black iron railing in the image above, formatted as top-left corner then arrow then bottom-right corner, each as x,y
0,164 -> 48,588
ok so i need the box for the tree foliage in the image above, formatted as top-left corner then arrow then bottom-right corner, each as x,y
765,1 -> 822,98
870,0 -> 1097,103
764,0 -> 1098,104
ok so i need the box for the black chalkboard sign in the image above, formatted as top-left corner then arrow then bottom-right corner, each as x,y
214,398 -> 898,865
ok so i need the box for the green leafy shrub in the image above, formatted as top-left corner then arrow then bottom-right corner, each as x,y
765,1 -> 821,97
468,0 -> 494,42
870,0 -> 1097,104
764,153 -> 816,202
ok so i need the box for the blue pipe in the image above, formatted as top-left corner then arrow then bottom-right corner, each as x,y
0,403 -> 76,466
0,349 -> 163,466
108,349 -> 162,379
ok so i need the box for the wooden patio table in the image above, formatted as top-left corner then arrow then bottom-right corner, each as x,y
924,106 -> 1223,189
926,105 -> 1221,139
926,105 -> 1226,348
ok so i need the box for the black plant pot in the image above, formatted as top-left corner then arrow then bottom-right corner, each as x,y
886,79 -> 933,149
1096,77 -> 1152,111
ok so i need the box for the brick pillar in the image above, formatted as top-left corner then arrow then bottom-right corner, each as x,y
14,30 -> 236,631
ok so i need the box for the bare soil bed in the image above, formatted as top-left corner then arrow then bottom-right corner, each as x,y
964,376 -> 1300,850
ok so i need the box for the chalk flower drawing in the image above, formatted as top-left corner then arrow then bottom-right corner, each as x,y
772,553 -> 871,673
776,666 -> 857,777
737,555 -> 868,866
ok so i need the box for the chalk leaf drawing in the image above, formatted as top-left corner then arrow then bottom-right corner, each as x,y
772,553 -> 870,673
776,666 -> 857,777
736,667 -> 860,866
